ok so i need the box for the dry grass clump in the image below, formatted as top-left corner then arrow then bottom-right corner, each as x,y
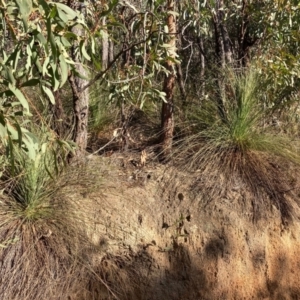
172,68 -> 300,221
80,252 -> 140,300
0,199 -> 82,299
0,135 -> 109,299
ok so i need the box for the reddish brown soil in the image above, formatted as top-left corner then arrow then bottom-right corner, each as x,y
81,152 -> 300,300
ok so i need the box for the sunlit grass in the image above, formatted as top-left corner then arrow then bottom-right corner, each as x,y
0,127 -> 107,299
173,67 -> 300,221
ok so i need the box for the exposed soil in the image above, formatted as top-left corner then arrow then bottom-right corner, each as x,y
76,151 -> 300,300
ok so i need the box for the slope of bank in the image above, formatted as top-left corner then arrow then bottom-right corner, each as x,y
79,152 -> 300,300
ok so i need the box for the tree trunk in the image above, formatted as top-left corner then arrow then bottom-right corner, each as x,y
176,63 -> 186,104
109,39 -> 114,64
68,1 -> 89,159
161,0 -> 177,159
213,5 -> 225,68
102,17 -> 109,70
237,1 -> 258,68
212,0 -> 233,122
197,35 -> 206,97
51,90 -> 67,138
176,32 -> 186,104
218,0 -> 233,65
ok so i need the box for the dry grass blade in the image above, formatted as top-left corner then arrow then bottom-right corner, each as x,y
0,194 -> 85,299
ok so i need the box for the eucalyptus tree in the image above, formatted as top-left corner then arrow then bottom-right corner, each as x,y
67,0 -> 90,159
94,0 -> 181,152
175,0 -> 299,110
161,0 -> 178,157
0,0 -> 94,159
253,0 -> 300,109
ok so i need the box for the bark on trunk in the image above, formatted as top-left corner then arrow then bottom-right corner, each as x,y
51,90 -> 66,138
176,33 -> 186,104
197,35 -> 206,97
213,8 -> 225,68
109,40 -> 114,64
212,0 -> 233,122
161,0 -> 177,159
102,17 -> 109,70
214,0 -> 233,66
238,1 -> 258,68
218,0 -> 233,65
176,63 -> 186,104
68,1 -> 89,159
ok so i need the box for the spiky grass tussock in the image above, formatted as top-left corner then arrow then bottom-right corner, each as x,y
0,134 -> 108,299
172,68 -> 300,221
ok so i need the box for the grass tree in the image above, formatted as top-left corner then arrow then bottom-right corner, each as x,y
0,125 -> 106,298
173,67 -> 300,221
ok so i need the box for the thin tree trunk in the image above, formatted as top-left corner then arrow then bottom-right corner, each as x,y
213,5 -> 225,68
109,40 -> 114,63
238,0 -> 247,67
161,0 -> 177,159
197,35 -> 206,97
219,1 -> 232,64
237,1 -> 258,68
212,2 -> 227,122
102,17 -> 109,70
176,32 -> 186,104
68,1 -> 89,159
51,90 -> 66,137
213,0 -> 233,66
176,63 -> 186,103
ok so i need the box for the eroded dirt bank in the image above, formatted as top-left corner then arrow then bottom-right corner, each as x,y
82,154 -> 300,300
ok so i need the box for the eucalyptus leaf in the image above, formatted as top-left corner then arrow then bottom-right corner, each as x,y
59,54 -> 68,87
80,40 -> 91,61
21,78 -> 40,87
36,32 -> 47,46
7,122 -> 19,140
6,67 -> 16,85
53,3 -> 77,20
15,0 -> 32,31
60,36 -> 71,47
42,85 -> 55,104
56,7 -> 69,23
8,84 -> 29,112
43,56 -> 50,76
0,123 -> 7,138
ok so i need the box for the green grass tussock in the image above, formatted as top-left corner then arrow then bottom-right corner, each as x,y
173,67 -> 300,221
0,129 -> 108,299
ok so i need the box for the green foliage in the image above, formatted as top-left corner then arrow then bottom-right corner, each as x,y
254,1 -> 300,109
0,0 -> 93,158
98,1 -> 179,109
0,126 -> 73,220
174,0 -> 300,114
